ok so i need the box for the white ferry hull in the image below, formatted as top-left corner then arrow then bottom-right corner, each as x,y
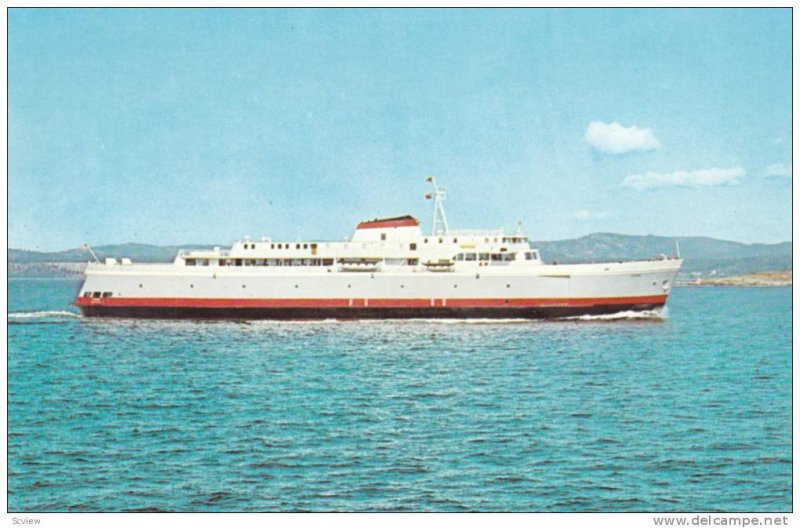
75,259 -> 681,320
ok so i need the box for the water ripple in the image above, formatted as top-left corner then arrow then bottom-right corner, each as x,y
7,280 -> 792,512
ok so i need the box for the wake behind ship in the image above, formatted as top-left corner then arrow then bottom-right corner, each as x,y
74,178 -> 682,319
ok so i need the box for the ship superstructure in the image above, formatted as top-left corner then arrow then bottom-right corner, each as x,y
75,178 -> 682,319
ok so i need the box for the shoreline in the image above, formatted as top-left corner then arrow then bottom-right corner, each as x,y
676,271 -> 792,288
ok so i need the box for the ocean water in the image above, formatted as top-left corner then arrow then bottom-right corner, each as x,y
7,279 -> 791,512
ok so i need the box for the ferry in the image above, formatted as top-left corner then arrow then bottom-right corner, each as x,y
74,178 -> 682,319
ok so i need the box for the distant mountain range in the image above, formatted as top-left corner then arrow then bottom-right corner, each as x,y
533,233 -> 791,277
8,244 -> 219,278
9,243 -> 219,264
8,233 -> 792,278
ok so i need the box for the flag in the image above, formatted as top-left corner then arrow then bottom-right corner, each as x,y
80,243 -> 90,251
425,176 -> 433,183
425,193 -> 433,200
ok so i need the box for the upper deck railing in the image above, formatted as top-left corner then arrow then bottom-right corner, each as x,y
177,249 -> 231,258
447,229 -> 508,237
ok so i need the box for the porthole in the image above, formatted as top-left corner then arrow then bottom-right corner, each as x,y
242,285 -> 246,289
400,285 -> 405,289
139,284 -> 143,288
190,284 -> 194,288
453,284 -> 458,288
295,284 -> 299,288
347,284 -> 352,288
506,284 -> 511,288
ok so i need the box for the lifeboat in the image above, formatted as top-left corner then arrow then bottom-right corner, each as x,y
339,257 -> 382,272
423,259 -> 455,272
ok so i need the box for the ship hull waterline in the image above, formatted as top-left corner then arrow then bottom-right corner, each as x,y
74,295 -> 668,320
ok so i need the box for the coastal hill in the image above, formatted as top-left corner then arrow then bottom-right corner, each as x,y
535,233 -> 791,277
9,243 -> 219,264
8,233 -> 791,278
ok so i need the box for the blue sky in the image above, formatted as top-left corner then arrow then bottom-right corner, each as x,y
8,8 -> 792,251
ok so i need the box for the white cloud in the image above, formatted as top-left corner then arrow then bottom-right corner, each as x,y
575,210 -> 611,221
622,167 -> 745,190
584,121 -> 661,154
764,163 -> 791,177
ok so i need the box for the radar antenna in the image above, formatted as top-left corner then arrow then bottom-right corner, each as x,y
424,176 -> 449,236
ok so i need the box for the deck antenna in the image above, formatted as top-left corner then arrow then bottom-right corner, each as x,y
675,240 -> 681,259
80,243 -> 100,263
425,176 -> 449,236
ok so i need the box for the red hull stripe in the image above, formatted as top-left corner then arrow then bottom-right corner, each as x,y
75,295 -> 667,309
356,218 -> 420,229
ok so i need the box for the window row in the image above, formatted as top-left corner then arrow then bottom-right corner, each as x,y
418,237 -> 527,244
454,252 -> 517,262
186,258 -> 335,267
83,291 -> 113,298
423,237 -> 459,244
252,242 -> 319,250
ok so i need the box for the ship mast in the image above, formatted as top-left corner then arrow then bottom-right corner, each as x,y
80,243 -> 100,263
425,176 -> 449,236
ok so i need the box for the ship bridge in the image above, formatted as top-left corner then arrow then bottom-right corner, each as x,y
350,215 -> 423,242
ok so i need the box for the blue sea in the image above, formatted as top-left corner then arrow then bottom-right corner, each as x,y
7,279 -> 792,512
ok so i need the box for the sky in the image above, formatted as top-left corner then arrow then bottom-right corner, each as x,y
8,8 -> 792,251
